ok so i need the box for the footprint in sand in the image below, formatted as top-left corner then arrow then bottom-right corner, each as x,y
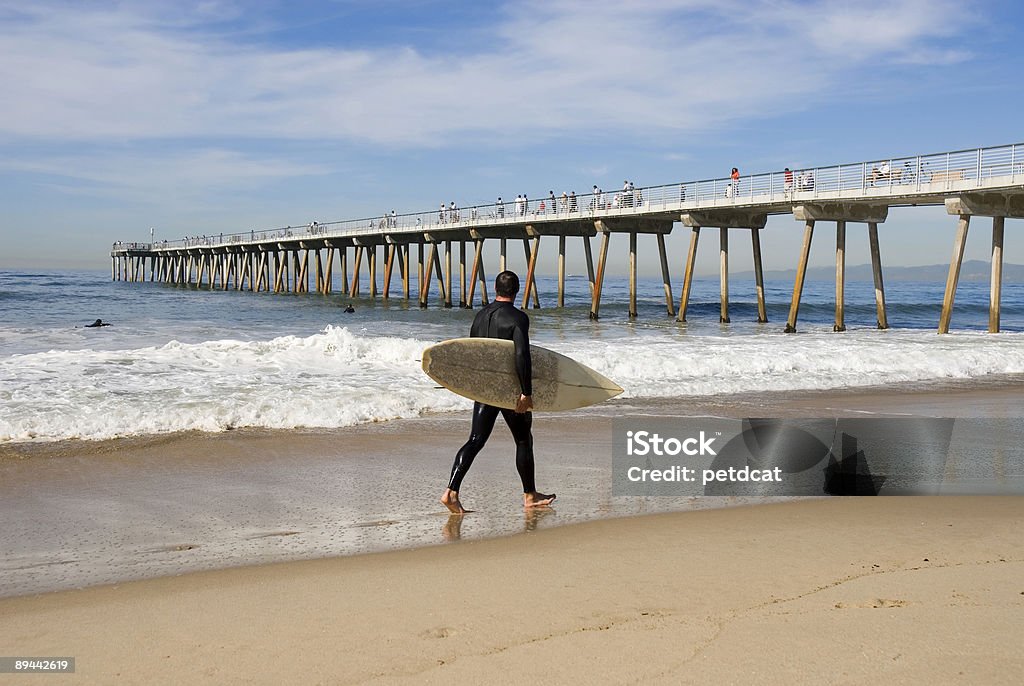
834,598 -> 908,609
149,544 -> 200,553
421,627 -> 457,639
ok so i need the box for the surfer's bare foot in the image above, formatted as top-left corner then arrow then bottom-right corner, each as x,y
524,491 -> 556,508
441,489 -> 467,514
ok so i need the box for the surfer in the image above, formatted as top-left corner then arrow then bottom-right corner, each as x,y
84,319 -> 111,327
440,270 -> 556,514
343,304 -> 355,313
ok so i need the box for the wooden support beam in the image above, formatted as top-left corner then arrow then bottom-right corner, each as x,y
522,236 -> 540,309
583,235 -> 595,299
478,247 -> 489,305
300,250 -> 310,293
459,241 -> 467,308
938,215 -> 970,334
990,216 -> 1005,333
417,243 -> 425,304
324,248 -> 333,294
499,238 -> 507,272
629,232 -> 638,319
719,228 -> 730,323
350,246 -> 363,297
521,239 -> 540,309
222,254 -> 231,290
444,241 -> 453,308
400,245 -> 410,301
315,249 -> 324,293
273,252 -> 283,293
420,243 -> 436,308
383,244 -> 396,301
677,227 -> 700,322
467,240 -> 482,308
752,229 -> 767,323
238,253 -> 248,291
558,235 -> 566,308
340,248 -> 349,296
368,246 -> 377,298
834,221 -> 847,332
590,231 -> 611,320
784,220 -> 815,333
657,233 -> 675,317
432,243 -> 447,305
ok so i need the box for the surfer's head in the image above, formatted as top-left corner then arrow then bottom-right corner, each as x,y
495,271 -> 520,298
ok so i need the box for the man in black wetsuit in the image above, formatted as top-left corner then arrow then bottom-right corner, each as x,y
440,270 -> 556,514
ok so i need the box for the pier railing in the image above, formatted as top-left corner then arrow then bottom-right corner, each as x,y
137,142 -> 1023,251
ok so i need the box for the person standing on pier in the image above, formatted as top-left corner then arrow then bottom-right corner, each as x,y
440,270 -> 556,514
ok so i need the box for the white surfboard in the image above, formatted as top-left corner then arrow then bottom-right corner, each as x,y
422,337 -> 623,411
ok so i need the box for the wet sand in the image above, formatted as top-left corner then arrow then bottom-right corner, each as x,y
2,378 -> 1023,598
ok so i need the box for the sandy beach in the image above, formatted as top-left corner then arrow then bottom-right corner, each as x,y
2,381 -> 1023,683
1,496 -> 1022,684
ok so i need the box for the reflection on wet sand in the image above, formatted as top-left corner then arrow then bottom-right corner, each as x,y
442,506 -> 555,542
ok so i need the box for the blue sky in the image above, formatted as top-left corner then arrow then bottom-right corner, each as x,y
1,0 -> 1022,275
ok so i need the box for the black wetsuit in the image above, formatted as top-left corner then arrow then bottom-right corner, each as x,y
447,300 -> 535,493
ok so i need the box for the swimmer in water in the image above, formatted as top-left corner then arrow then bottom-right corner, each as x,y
84,319 -> 111,327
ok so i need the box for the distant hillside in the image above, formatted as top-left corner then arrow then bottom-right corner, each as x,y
732,260 -> 1024,283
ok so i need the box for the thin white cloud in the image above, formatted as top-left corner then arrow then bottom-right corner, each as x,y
0,0 -> 977,146
0,148 -> 329,204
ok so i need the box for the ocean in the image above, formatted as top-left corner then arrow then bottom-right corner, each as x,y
3,268 -> 1024,443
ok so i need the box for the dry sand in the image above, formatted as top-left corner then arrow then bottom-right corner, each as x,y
1,497 -> 1022,684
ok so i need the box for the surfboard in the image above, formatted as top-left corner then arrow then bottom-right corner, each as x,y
422,337 -> 623,411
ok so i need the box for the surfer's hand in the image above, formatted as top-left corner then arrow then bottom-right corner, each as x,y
516,394 -> 533,414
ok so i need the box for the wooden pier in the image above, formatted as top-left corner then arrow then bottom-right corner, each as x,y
112,143 -> 1024,333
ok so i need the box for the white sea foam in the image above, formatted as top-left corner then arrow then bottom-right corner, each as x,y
3,326 -> 1024,442
560,328 -> 1024,397
0,326 -> 468,442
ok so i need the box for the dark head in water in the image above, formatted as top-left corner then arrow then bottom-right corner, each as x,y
85,319 -> 111,327
343,305 -> 355,313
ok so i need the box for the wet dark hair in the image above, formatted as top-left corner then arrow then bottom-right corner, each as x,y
494,270 -> 520,298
